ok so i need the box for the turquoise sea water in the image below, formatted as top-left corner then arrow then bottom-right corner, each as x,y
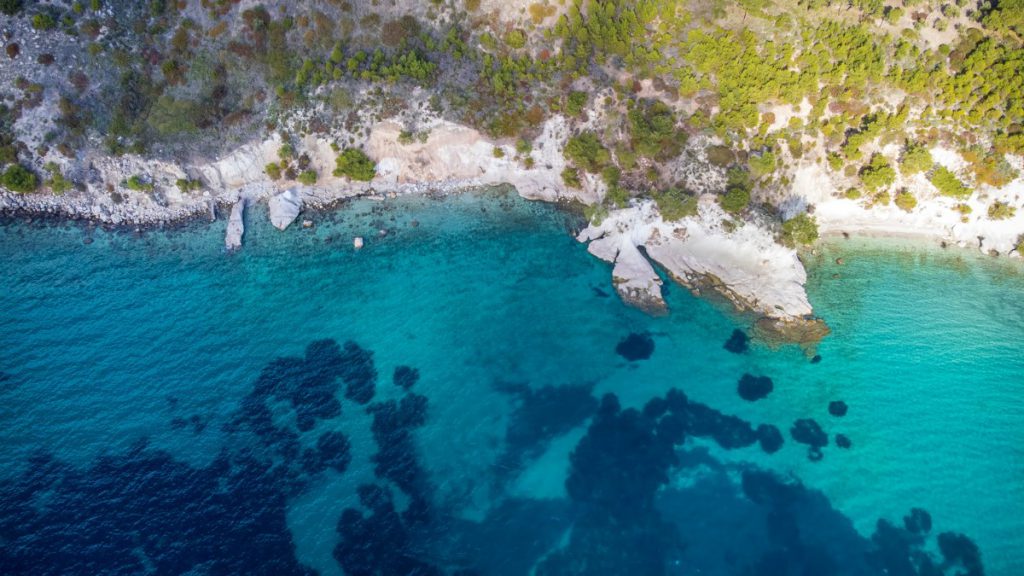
1,189 -> 1021,575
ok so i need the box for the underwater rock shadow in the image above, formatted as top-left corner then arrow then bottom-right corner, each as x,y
491,380 -> 599,479
615,332 -> 655,361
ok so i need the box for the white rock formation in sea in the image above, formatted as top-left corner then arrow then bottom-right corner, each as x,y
225,199 -> 245,250
578,197 -> 813,320
268,189 -> 303,230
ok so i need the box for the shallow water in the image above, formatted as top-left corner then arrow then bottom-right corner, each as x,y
0,189 -> 1020,575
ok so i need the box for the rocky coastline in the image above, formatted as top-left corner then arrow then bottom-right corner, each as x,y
4,114 -> 1023,348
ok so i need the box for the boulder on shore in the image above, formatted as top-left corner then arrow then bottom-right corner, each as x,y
268,189 -> 303,230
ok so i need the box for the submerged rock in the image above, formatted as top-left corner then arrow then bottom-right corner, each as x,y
790,418 -> 828,461
737,373 -> 773,402
835,433 -> 852,449
757,424 -> 784,454
723,329 -> 749,354
268,189 -> 302,230
828,400 -> 848,417
904,507 -> 933,534
615,332 -> 655,361
393,366 -> 419,390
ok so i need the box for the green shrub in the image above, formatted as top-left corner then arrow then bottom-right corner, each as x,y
278,143 -> 295,161
582,202 -> 608,225
561,167 -> 582,189
721,186 -> 750,214
333,148 -> 376,181
601,165 -> 620,188
844,188 -> 862,200
1,164 -> 38,193
564,131 -> 610,173
492,146 -> 505,158
860,153 -> 896,191
605,185 -> 629,208
827,152 -> 844,172
125,175 -> 153,191
515,139 -> 532,155
781,213 -> 818,246
565,91 -> 587,117
175,178 -> 202,193
615,144 -> 637,171
653,188 -> 698,221
505,29 -> 527,50
265,163 -> 282,180
900,143 -> 933,175
930,166 -> 971,198
628,99 -> 683,160
894,189 -> 917,212
954,203 -> 972,215
298,170 -> 318,185
988,201 -> 1016,220
748,150 -> 777,179
44,162 -> 72,194
32,13 -> 56,30
1,0 -> 24,16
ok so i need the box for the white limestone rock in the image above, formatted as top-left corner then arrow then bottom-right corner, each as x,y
225,199 -> 245,250
268,189 -> 303,230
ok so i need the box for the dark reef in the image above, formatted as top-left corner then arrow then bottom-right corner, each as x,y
835,433 -> 852,449
393,365 -> 420,390
737,373 -> 774,401
757,423 -> 785,454
0,339 -> 986,576
724,329 -> 750,353
829,400 -> 849,417
791,418 -> 829,461
615,332 -> 655,361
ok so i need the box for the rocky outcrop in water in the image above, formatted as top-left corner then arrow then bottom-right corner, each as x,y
225,199 -> 245,250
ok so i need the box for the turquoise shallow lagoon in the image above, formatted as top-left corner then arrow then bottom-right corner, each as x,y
1,189 -> 1021,575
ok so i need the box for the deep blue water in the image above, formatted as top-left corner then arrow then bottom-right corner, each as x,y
1,189 -> 1021,575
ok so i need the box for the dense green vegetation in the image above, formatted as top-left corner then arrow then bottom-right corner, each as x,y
653,187 -> 698,221
125,175 -> 153,192
860,154 -> 897,192
930,166 -> 971,198
564,132 -> 610,173
628,100 -> 683,161
781,214 -> 819,246
900,144 -> 933,175
894,189 -> 917,212
1,164 -> 38,193
2,0 -> 1023,239
333,148 -> 376,182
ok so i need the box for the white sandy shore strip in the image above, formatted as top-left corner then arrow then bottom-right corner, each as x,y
788,152 -> 1024,256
